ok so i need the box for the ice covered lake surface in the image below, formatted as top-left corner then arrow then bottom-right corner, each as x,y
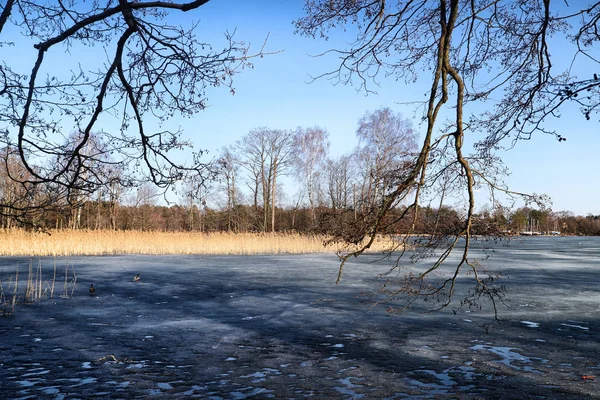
1,236 -> 599,399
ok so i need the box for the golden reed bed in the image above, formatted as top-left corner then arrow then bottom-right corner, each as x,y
0,229 -> 397,257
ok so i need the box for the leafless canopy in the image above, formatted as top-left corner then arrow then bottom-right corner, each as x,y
296,0 -> 600,315
0,0 -> 267,224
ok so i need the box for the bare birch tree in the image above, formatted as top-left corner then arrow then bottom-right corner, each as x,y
217,146 -> 241,232
266,129 -> 295,232
237,128 -> 268,231
237,127 -> 295,232
293,126 -> 330,228
354,107 -> 417,209
324,155 -> 353,211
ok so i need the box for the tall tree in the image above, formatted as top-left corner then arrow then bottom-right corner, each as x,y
106,165 -> 125,231
217,146 -> 241,232
237,127 -> 295,232
0,146 -> 48,227
56,131 -> 113,229
295,0 -> 592,313
266,129 -> 295,232
237,128 -> 269,231
324,154 -> 352,211
131,182 -> 159,230
354,107 -> 417,209
293,126 -> 330,228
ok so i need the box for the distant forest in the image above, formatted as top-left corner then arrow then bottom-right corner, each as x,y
1,199 -> 598,237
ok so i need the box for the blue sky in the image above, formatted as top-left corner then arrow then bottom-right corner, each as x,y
5,1 -> 599,215
169,1 -> 598,216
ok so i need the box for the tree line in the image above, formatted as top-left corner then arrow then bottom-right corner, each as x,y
1,106 -> 597,236
0,107 -> 418,232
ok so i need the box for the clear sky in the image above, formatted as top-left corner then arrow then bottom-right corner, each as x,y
6,1 -> 600,216
168,1 -> 598,216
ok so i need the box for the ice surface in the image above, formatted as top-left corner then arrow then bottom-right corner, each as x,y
1,239 -> 600,398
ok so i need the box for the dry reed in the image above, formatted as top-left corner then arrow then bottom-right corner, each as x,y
0,229 -> 398,257
1,258 -> 76,315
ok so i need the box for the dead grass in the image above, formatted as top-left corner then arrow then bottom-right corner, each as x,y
1,258 -> 77,316
0,229 -> 398,256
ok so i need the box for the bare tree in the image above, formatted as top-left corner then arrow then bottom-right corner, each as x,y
217,146 -> 241,232
354,107 -> 417,210
293,126 -> 330,228
267,129 -> 295,232
105,165 -> 124,230
324,154 -> 352,211
179,173 -> 210,231
295,0 -> 589,314
130,182 -> 160,230
55,131 -> 114,229
236,128 -> 269,230
0,145 -> 67,227
0,0 -> 268,227
0,146 -> 47,227
237,127 -> 295,232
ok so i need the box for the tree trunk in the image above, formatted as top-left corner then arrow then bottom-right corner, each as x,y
271,165 -> 277,232
95,190 -> 102,230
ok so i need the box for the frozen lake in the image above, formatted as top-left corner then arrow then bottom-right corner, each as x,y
1,236 -> 599,398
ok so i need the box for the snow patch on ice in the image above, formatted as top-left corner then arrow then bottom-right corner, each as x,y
21,369 -> 50,377
157,382 -> 172,389
17,379 -> 40,387
470,344 -> 548,373
241,368 -> 282,383
335,377 -> 365,399
40,386 -> 60,395
521,321 -> 540,328
560,323 -> 589,330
